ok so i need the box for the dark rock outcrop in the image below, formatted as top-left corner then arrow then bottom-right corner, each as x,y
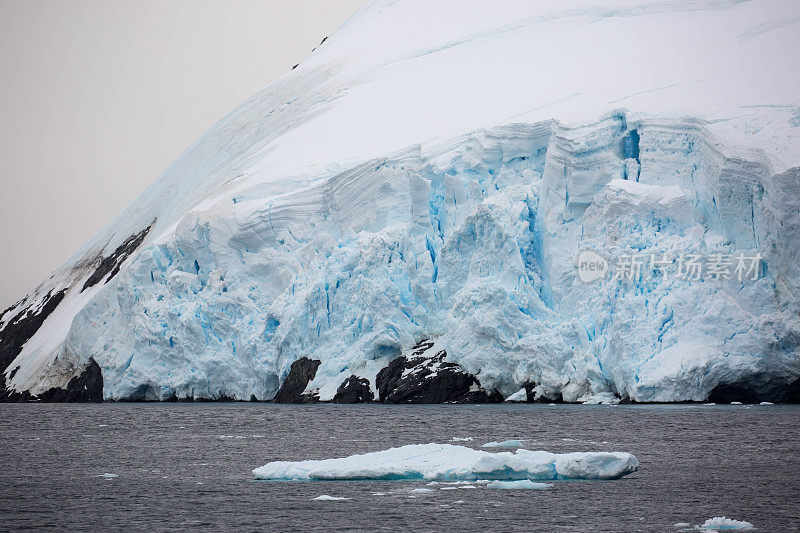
38,359 -> 104,402
0,288 -> 67,379
81,224 -> 153,292
523,382 -> 564,403
2,359 -> 103,402
1,225 -> 152,401
332,375 -> 373,403
707,376 -> 800,404
1,288 -> 68,400
273,357 -> 321,403
376,340 -> 503,404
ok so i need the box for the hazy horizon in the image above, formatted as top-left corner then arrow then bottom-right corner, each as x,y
0,0 -> 362,309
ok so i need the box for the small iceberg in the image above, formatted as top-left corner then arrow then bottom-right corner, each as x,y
312,495 -> 350,501
699,517 -> 754,530
482,439 -> 524,448
252,443 -> 638,482
505,388 -> 527,402
486,480 -> 552,490
99,473 -> 118,479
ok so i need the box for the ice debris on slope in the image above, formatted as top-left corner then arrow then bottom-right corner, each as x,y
251,443 -> 638,481
2,0 -> 800,402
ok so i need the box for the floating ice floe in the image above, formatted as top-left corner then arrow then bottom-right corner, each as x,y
699,517 -> 754,531
486,480 -> 552,490
451,437 -> 474,442
312,495 -> 350,501
675,517 -> 755,531
482,440 -> 524,448
99,473 -> 118,478
252,443 -> 638,482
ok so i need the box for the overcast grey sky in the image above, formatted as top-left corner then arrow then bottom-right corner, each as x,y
0,0 -> 362,308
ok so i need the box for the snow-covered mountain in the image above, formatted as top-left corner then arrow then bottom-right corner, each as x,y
2,0 -> 800,403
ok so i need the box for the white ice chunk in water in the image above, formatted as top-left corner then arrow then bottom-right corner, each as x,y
482,439 -> 524,448
505,388 -> 527,402
312,495 -> 350,501
99,473 -> 118,478
486,480 -> 552,489
699,517 -> 754,530
252,443 -> 638,482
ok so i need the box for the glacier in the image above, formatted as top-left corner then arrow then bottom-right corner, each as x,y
1,0 -> 800,402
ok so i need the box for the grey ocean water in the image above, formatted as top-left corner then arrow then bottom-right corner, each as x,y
1,403 -> 798,532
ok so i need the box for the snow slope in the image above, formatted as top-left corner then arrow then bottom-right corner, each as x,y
1,0 -> 799,401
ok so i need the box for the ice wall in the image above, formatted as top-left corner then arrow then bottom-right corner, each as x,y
50,114 -> 800,401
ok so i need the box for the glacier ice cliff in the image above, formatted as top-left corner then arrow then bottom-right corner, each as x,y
1,0 -> 800,402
